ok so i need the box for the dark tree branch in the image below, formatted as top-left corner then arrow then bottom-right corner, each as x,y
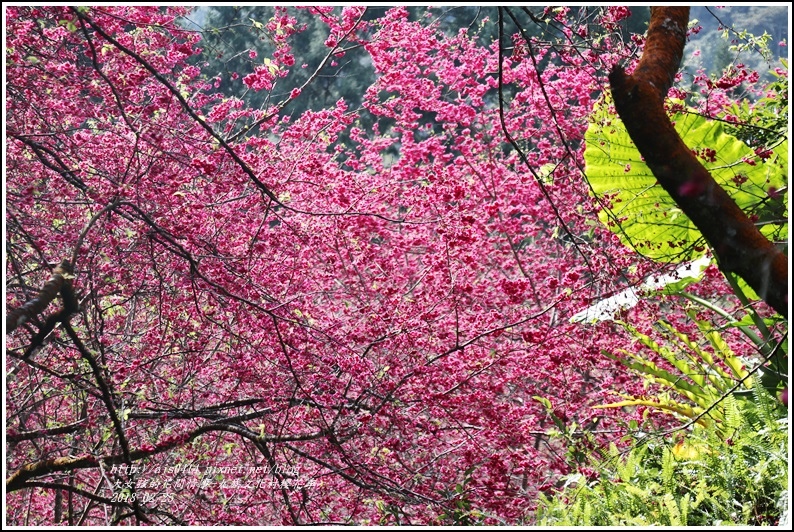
7,418 -> 88,443
6,259 -> 74,333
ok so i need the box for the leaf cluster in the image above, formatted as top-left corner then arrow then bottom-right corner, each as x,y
533,380 -> 788,526
596,315 -> 756,431
584,92 -> 788,263
536,281 -> 787,526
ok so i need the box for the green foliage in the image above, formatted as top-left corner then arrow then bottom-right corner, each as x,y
533,382 -> 788,526
584,96 -> 788,263
436,466 -> 486,525
596,275 -> 787,424
539,290 -> 788,526
721,61 -> 789,271
561,21 -> 789,529
595,315 -> 757,431
720,24 -> 776,64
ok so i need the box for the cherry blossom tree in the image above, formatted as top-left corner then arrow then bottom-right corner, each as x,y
5,5 -> 785,525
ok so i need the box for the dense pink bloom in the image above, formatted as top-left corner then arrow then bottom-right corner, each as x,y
5,5 -> 779,526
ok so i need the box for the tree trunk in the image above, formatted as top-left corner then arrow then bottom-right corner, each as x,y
609,6 -> 788,318
6,260 -> 74,333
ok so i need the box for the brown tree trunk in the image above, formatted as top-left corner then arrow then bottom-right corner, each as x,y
609,6 -> 788,318
6,260 -> 74,333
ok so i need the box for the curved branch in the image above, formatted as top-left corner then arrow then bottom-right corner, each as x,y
8,135 -> 87,191
7,454 -> 99,492
609,7 -> 787,317
497,8 -> 595,278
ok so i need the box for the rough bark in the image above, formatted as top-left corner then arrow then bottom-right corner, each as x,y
609,6 -> 788,318
6,260 -> 75,333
